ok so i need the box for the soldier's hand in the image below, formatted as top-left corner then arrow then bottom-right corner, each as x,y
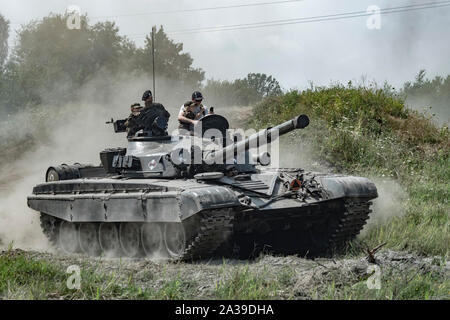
191,120 -> 199,126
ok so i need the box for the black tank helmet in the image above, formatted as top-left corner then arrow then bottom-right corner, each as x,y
192,91 -> 203,101
142,90 -> 152,101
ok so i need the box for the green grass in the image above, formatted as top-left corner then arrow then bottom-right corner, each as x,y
316,268 -> 449,300
214,265 -> 280,300
0,249 -> 201,299
152,275 -> 198,300
1,248 -> 447,300
0,249 -> 282,300
250,84 -> 450,256
0,249 -> 144,299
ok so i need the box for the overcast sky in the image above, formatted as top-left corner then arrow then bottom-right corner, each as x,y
1,0 -> 449,90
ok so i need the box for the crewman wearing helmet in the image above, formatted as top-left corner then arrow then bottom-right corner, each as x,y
178,91 -> 212,131
125,102 -> 143,137
141,90 -> 171,120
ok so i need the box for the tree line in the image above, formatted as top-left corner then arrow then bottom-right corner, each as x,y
0,13 -> 282,117
0,12 -> 447,122
402,70 -> 450,124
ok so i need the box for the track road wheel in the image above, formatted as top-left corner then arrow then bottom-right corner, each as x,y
58,221 -> 79,254
163,222 -> 186,259
141,223 -> 164,259
119,223 -> 141,258
99,223 -> 121,256
78,223 -> 101,256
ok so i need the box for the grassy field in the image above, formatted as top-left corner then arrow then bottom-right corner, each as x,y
250,84 -> 449,257
1,248 -> 448,300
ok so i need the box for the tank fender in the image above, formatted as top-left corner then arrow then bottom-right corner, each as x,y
179,186 -> 241,220
46,164 -> 82,181
28,191 -> 182,223
317,176 -> 378,199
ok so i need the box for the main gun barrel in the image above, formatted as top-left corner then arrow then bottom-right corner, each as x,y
204,114 -> 309,163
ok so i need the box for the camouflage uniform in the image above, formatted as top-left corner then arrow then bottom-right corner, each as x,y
125,103 -> 143,138
125,114 -> 141,137
178,101 -> 207,131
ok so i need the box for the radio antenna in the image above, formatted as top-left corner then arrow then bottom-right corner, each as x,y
151,26 -> 156,102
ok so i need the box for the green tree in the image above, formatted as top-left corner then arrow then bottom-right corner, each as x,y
0,13 -> 10,115
0,13 -> 8,68
203,73 -> 283,106
90,21 -> 137,73
403,70 -> 450,124
202,79 -> 236,106
137,26 -> 205,86
9,14 -> 136,107
11,14 -> 92,105
242,73 -> 282,99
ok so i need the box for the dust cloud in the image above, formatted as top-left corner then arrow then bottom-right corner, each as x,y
278,134 -> 333,172
405,96 -> 450,127
0,72 -> 213,250
361,178 -> 407,234
277,137 -> 408,233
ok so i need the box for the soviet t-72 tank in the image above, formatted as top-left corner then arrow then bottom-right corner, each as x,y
27,109 -> 378,260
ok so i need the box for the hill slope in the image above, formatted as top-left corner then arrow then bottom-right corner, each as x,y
250,84 -> 449,256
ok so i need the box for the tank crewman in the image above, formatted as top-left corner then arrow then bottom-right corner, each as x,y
178,91 -> 210,131
141,90 -> 171,120
125,102 -> 143,137
177,100 -> 197,131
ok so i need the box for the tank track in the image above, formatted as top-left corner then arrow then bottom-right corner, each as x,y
226,197 -> 373,258
40,213 -> 59,247
39,210 -> 235,261
182,208 -> 234,260
328,198 -> 372,251
39,199 -> 370,259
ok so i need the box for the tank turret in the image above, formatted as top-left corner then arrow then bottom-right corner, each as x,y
102,114 -> 310,179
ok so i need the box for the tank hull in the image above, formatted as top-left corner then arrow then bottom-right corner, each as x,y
28,170 -> 377,260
